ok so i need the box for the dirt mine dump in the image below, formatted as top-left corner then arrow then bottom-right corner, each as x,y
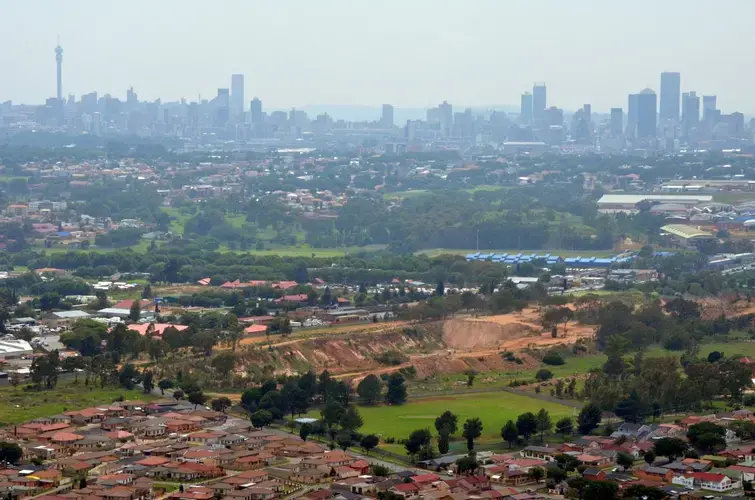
235,307 -> 595,381
443,307 -> 594,352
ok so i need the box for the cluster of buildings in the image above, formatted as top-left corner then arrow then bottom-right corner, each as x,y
483,410 -> 755,497
0,399 -> 373,500
4,45 -> 754,155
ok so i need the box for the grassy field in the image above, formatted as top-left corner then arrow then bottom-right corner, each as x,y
33,240 -> 153,255
0,380 -> 159,426
348,391 -> 575,443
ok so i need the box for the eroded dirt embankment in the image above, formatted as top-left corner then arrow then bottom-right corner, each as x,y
235,308 -> 595,381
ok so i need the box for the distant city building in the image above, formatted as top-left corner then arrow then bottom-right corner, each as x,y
660,71 -> 680,121
533,83 -> 546,122
439,101 -> 453,137
231,74 -> 244,121
126,87 -> 137,106
703,95 -> 717,123
215,88 -> 230,127
627,93 -> 639,137
682,91 -> 700,140
381,104 -> 394,127
520,92 -> 533,124
610,108 -> 623,136
636,88 -> 657,139
250,97 -> 263,124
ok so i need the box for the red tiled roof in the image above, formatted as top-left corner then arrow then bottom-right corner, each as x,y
689,472 -> 727,482
127,323 -> 188,337
393,483 -> 419,492
244,324 -> 268,334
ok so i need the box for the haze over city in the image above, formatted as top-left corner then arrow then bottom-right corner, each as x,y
2,0 -> 755,114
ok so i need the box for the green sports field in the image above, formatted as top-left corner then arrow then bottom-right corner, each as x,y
354,391 -> 576,442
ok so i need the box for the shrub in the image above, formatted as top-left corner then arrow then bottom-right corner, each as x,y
535,369 -> 553,382
543,352 -> 565,366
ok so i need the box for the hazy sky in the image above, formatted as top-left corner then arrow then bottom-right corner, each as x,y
2,0 -> 754,114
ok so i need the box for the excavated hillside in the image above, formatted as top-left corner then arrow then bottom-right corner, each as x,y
235,308 -> 595,381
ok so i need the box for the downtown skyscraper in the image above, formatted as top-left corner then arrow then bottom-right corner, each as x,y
231,74 -> 244,122
660,72 -> 680,122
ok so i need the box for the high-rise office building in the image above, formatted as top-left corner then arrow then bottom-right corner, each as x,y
703,95 -> 717,123
682,91 -> 700,139
250,97 -> 263,124
439,101 -> 453,136
660,72 -> 680,121
627,93 -> 639,137
520,92 -> 533,124
55,41 -> 63,101
724,112 -> 745,138
126,87 -> 138,106
583,104 -> 591,125
381,104 -> 394,127
610,108 -> 624,136
231,74 -> 244,121
215,88 -> 230,127
636,88 -> 657,139
533,83 -> 546,122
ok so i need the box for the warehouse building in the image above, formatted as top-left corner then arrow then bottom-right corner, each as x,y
597,194 -> 713,213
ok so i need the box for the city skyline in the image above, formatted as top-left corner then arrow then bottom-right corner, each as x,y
2,0 -> 754,113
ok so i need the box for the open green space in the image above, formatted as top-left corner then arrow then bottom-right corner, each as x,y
0,380 -> 159,426
351,391 -> 575,443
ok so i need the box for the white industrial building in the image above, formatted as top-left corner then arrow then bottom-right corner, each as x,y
0,335 -> 33,359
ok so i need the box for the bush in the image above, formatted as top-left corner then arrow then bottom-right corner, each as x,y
374,350 -> 409,366
535,369 -> 553,382
543,352 -> 565,366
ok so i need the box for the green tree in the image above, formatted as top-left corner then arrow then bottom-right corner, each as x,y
528,466 -> 545,483
187,390 -> 207,409
405,428 -> 432,459
555,417 -> 573,437
435,281 -> 445,297
62,355 -> 85,383
652,437 -> 688,460
616,452 -> 634,471
644,450 -> 656,465
0,442 -> 23,464
516,412 -> 538,442
456,455 -> 479,475
535,369 -> 553,381
251,409 -> 273,428
299,423 -> 312,441
157,379 -> 173,395
434,411 -> 459,435
357,374 -> 382,405
211,397 -> 232,413
501,420 -> 518,448
142,371 -> 154,394
385,373 -> 407,405
462,417 -> 483,452
687,422 -> 726,454
536,408 -> 552,443
577,403 -> 602,435
360,434 -> 379,454
321,401 -> 346,429
339,406 -> 364,432
128,300 -> 141,322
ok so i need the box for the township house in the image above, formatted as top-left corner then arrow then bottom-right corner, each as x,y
672,471 -> 740,492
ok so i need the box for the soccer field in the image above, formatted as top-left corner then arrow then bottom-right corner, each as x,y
355,391 -> 576,442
